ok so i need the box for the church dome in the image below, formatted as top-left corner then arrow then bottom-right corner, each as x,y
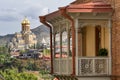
21,17 -> 30,24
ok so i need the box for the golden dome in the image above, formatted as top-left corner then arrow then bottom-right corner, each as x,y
21,17 -> 30,24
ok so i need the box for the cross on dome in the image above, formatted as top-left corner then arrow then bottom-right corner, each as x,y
21,17 -> 30,25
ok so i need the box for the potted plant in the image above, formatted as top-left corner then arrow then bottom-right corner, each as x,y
98,48 -> 108,56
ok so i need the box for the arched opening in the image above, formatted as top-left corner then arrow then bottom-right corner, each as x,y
55,33 -> 60,58
62,31 -> 68,58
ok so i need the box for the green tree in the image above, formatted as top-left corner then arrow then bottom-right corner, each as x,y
0,69 -> 37,80
0,46 -> 8,54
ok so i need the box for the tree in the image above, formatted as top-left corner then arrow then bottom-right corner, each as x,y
0,69 -> 37,80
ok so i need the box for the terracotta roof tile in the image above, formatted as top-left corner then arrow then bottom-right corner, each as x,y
67,1 -> 113,12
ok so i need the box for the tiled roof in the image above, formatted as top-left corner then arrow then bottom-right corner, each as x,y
67,1 -> 113,12
40,1 -> 113,21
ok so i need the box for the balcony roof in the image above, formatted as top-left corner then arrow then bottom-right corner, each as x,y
44,10 -> 61,21
67,1 -> 113,13
40,1 -> 113,21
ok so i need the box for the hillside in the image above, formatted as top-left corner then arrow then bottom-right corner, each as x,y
0,25 -> 49,46
0,34 -> 14,46
31,25 -> 50,44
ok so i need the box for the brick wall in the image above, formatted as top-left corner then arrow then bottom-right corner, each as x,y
111,0 -> 120,80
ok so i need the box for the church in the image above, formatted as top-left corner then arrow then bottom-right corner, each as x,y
40,0 -> 120,80
9,17 -> 37,50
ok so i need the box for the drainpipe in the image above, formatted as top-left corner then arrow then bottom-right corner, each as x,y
39,16 -> 53,74
59,7 -> 76,75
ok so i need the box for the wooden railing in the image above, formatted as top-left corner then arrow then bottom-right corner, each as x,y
78,57 -> 110,76
54,58 -> 72,74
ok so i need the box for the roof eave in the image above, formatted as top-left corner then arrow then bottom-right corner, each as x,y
67,8 -> 113,13
45,10 -> 61,21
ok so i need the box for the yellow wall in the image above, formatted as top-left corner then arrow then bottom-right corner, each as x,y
86,26 -> 96,57
77,26 -> 109,57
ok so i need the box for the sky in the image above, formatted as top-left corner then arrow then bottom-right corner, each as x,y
0,0 -> 74,35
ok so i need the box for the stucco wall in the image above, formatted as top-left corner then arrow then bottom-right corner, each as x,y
86,26 -> 96,56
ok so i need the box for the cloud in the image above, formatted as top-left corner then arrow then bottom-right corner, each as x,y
0,0 -> 46,21
19,0 -> 48,20
0,8 -> 21,22
0,15 -> 17,22
0,21 -> 21,35
41,8 -> 49,16
20,7 -> 42,20
0,0 -> 74,35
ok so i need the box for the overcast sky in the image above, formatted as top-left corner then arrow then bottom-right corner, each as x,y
0,0 -> 74,35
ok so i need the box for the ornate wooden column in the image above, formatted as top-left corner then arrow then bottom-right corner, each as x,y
59,8 -> 76,75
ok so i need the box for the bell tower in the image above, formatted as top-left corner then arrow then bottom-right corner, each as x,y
21,17 -> 30,33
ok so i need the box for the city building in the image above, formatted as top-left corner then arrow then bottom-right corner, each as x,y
9,17 -> 37,50
39,0 -> 120,80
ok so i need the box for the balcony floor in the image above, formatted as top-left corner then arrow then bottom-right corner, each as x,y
54,75 -> 111,80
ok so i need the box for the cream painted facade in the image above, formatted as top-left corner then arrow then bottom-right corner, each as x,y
9,18 -> 37,50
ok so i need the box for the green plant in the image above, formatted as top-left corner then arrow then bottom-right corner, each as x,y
0,69 -> 37,80
98,48 -> 108,56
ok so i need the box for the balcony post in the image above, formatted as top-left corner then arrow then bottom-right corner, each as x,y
75,18 -> 79,75
59,7 -> 76,75
108,19 -> 112,75
53,34 -> 56,73
60,29 -> 62,58
60,30 -> 62,74
67,22 -> 70,74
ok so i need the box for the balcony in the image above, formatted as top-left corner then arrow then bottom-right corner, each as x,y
53,57 -> 110,76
